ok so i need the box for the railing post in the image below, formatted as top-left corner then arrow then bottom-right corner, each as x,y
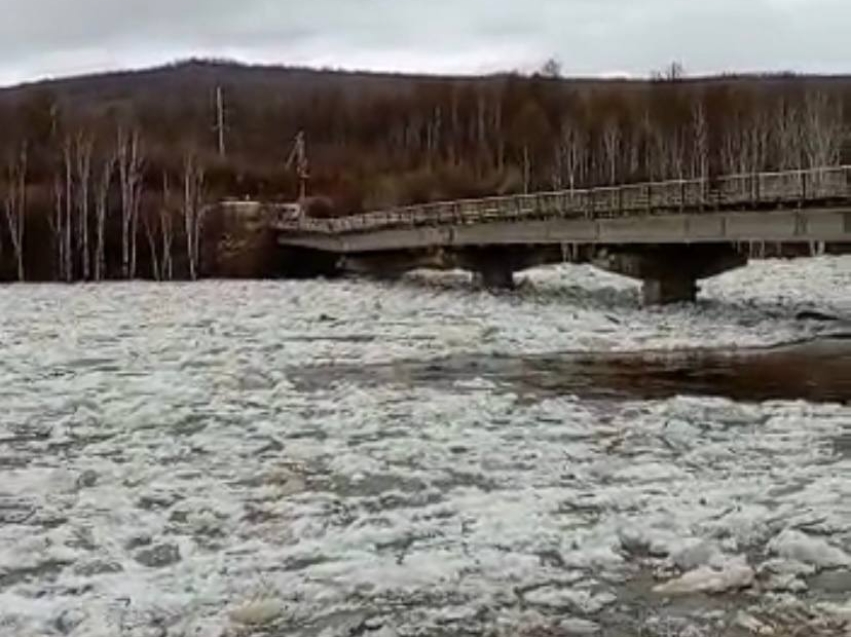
801,171 -> 807,208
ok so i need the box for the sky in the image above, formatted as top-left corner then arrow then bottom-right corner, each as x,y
0,0 -> 848,86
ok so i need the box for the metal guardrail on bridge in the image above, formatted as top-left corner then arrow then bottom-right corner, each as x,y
273,166 -> 851,235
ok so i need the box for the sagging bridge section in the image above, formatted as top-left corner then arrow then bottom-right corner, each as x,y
232,166 -> 851,303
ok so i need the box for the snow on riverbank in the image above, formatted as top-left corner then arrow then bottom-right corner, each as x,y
0,256 -> 849,636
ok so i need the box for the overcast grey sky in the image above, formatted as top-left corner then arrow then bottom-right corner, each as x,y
0,0 -> 848,86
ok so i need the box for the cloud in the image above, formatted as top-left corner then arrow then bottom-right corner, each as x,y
0,0 -> 847,86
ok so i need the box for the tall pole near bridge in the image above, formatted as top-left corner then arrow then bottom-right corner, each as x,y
286,131 -> 310,201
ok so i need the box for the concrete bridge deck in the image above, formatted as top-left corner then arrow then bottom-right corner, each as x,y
272,166 -> 851,249
276,207 -> 851,253
226,166 -> 851,303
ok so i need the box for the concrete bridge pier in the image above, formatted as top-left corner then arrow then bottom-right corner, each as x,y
594,244 -> 748,305
473,263 -> 516,290
641,274 -> 701,305
458,247 -> 545,290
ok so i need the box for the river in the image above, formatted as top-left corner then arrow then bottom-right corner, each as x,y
0,257 -> 849,636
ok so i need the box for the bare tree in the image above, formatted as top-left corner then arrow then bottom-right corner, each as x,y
182,150 -> 206,281
650,122 -> 672,181
51,170 -> 66,282
601,118 -> 621,184
62,138 -> 74,281
94,153 -> 115,281
691,100 -> 710,180
540,57 -> 563,78
475,91 -> 489,174
803,90 -> 844,169
557,117 -> 586,191
214,86 -> 227,158
652,61 -> 685,82
493,100 -> 505,172
143,205 -> 161,281
775,99 -> 803,170
670,126 -> 689,181
625,127 -> 642,182
3,144 -> 27,281
720,114 -> 749,176
160,172 -> 174,281
745,108 -> 771,174
117,127 -> 144,279
521,144 -> 531,194
74,134 -> 94,280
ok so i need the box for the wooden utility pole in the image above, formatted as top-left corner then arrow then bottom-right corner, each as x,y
215,86 -> 227,158
286,131 -> 309,200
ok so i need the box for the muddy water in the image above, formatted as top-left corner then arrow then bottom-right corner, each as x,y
292,335 -> 851,405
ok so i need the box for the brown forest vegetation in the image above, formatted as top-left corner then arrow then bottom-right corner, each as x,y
0,60 -> 849,282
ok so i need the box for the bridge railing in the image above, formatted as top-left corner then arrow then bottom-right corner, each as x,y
273,165 -> 851,234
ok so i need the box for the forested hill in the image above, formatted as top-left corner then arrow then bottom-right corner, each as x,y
0,60 -> 849,282
2,60 -> 850,207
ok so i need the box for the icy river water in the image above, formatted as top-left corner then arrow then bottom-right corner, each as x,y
1,258 -> 850,637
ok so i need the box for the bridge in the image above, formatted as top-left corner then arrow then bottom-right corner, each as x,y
227,166 -> 851,304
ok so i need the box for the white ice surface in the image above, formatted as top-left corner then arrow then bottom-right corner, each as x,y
0,257 -> 849,636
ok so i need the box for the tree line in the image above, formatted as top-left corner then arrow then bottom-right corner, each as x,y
1,117 -> 208,283
0,61 -> 849,282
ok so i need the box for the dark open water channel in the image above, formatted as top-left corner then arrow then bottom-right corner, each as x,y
294,335 -> 851,405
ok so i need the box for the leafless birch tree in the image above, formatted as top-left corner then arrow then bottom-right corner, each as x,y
803,91 -> 844,169
74,134 -> 94,280
94,153 -> 115,281
160,172 -> 174,281
51,171 -> 66,282
601,118 -> 621,185
3,145 -> 27,281
745,109 -> 771,174
143,205 -> 161,281
557,117 -> 586,191
691,100 -> 710,180
650,123 -> 672,181
775,99 -> 803,170
62,139 -> 74,281
117,127 -> 144,279
182,150 -> 206,281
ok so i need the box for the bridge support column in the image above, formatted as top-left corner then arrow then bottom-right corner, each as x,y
473,264 -> 516,290
642,275 -> 699,305
458,247 -> 525,290
594,244 -> 747,306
